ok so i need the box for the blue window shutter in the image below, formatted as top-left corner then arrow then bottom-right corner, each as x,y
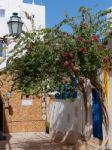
0,41 -> 3,57
23,0 -> 33,4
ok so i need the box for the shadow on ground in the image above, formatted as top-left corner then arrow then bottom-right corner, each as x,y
11,139 -> 75,150
0,132 -> 75,150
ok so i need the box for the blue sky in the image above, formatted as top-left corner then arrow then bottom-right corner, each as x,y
25,0 -> 112,30
44,0 -> 112,28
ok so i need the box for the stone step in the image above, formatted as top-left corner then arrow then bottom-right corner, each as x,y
78,138 -> 102,150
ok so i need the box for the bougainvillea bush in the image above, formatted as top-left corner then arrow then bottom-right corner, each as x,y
5,7 -> 112,132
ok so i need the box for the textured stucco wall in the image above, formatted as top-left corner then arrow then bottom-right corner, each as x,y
0,74 -> 45,133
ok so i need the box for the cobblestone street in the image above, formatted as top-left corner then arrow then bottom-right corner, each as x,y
0,132 -> 75,150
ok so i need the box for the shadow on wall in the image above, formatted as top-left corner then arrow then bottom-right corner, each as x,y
49,98 -> 92,147
107,70 -> 112,148
4,114 -> 12,150
0,96 -> 12,150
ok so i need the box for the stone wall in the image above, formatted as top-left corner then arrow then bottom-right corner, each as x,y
0,74 -> 45,133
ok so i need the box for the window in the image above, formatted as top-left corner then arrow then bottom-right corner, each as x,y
23,0 -> 38,4
0,9 -> 5,17
23,0 -> 33,4
0,41 -> 3,57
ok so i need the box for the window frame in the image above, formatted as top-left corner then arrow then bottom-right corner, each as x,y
0,9 -> 5,17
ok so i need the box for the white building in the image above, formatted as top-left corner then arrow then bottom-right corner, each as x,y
0,0 -> 45,69
0,0 -> 45,37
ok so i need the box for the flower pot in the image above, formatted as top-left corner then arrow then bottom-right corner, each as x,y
45,122 -> 50,134
46,126 -> 49,134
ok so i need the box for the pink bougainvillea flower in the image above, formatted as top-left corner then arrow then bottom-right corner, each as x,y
77,35 -> 83,41
103,56 -> 110,64
68,62 -> 74,69
80,48 -> 87,54
63,51 -> 69,58
63,51 -> 74,59
68,51 -> 74,58
64,61 -> 73,69
64,60 -> 70,68
92,35 -> 99,42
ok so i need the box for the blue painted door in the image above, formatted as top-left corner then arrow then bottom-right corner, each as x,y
92,89 -> 103,140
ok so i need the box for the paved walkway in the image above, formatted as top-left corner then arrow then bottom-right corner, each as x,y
0,132 -> 75,150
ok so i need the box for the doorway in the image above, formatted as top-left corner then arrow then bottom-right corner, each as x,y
0,100 -> 3,131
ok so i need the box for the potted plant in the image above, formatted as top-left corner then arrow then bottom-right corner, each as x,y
45,121 -> 50,134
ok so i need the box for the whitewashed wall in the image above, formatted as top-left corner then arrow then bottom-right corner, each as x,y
0,0 -> 45,70
49,91 -> 92,144
107,71 -> 112,149
99,70 -> 112,149
49,74 -> 112,148
0,0 -> 45,37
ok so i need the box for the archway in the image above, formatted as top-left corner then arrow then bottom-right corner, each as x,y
0,99 -> 3,131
